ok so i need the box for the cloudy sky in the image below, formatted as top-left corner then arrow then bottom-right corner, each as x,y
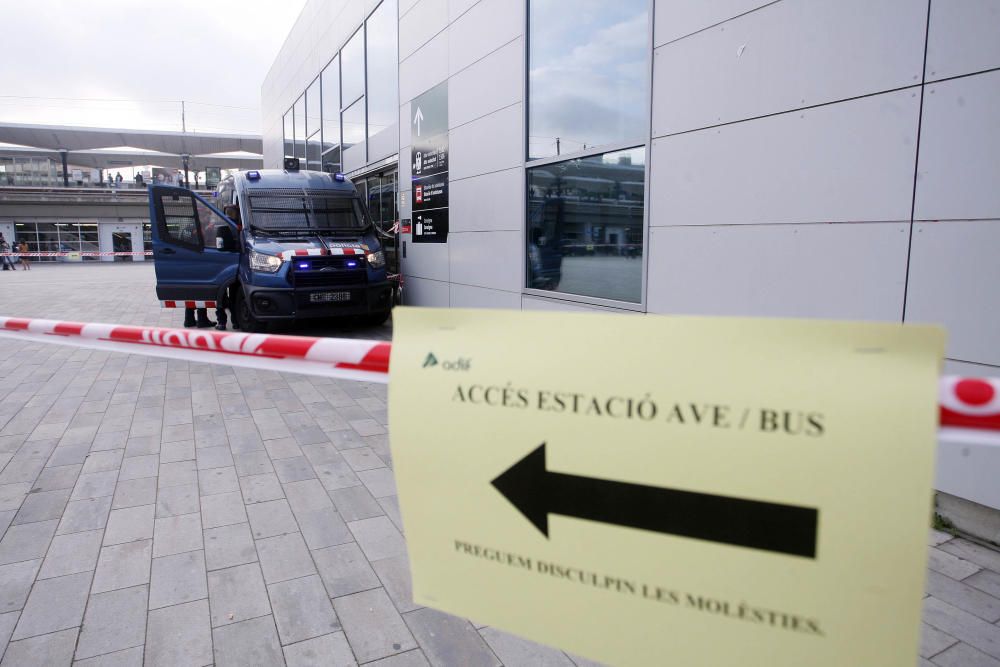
0,0 -> 307,135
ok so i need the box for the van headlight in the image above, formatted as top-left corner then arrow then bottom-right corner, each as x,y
366,250 -> 385,269
250,250 -> 283,273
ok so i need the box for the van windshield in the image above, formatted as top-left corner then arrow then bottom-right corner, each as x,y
246,189 -> 368,231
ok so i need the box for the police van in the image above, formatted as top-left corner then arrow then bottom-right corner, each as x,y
148,159 -> 393,331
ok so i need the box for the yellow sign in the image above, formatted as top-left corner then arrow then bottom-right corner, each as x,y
388,308 -> 944,666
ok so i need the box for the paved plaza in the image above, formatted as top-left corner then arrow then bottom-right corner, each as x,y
0,264 -> 997,666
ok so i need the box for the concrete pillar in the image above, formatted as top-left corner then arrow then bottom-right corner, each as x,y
59,150 -> 69,188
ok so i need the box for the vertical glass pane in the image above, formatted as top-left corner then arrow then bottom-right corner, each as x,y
283,112 -> 294,158
322,56 -> 341,152
526,147 -> 645,303
341,29 -> 365,106
307,132 -> 322,170
366,0 -> 398,139
528,0 -> 649,160
322,146 -> 342,173
342,97 -> 366,154
366,176 -> 381,223
293,95 -> 306,159
305,77 -> 321,139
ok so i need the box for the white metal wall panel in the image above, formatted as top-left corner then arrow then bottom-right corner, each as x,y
449,283 -> 521,309
915,71 -> 1000,221
652,0 -> 926,136
342,143 -> 366,174
646,223 -> 909,320
926,0 -> 1000,82
448,0 -> 524,75
450,167 -> 523,232
399,102 -> 412,150
449,104 -> 523,180
398,0 -> 448,60
649,89 -> 920,226
906,220 -> 1000,367
521,296 -> 633,314
399,32 -> 449,104
448,38 -> 523,129
653,0 -> 774,47
448,230 -> 522,292
399,0 -> 421,18
448,0 -> 479,22
368,123 -> 400,164
404,276 -> 450,306
401,236 -> 450,282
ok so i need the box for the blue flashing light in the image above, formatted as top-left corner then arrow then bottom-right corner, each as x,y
247,170 -> 261,181
334,172 -> 346,182
298,261 -> 311,270
346,260 -> 357,268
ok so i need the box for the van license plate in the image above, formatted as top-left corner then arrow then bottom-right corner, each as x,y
310,291 -> 350,303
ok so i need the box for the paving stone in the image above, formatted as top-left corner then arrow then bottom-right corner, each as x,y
201,491 -> 247,529
38,529 -> 102,579
196,445 -> 234,471
334,588 -> 417,663
92,539 -> 152,593
240,472 -> 284,504
30,464 -> 81,493
0,611 -> 18,659
0,510 -> 13,538
269,574 -> 341,645
0,559 -> 41,612
328,484 -> 384,523
81,449 -> 124,475
247,499 -> 298,539
208,562 -> 272,627
273,456 -> 317,483
313,542 -> 380,598
264,437 -> 304,461
920,621 -> 958,658
152,512 -> 203,557
204,522 -> 258,570
155,482 -> 200,518
12,570 -> 91,640
256,532 -> 316,584
234,450 -> 275,477
73,646 -> 143,666
111,476 -> 157,509
75,585 -> 148,660
150,549 -> 208,609
162,422 -> 194,443
923,597 -> 1000,660
931,642 -> 1000,667
314,460 -> 362,491
0,627 -> 78,667
90,431 -> 128,452
929,546 -> 983,581
349,419 -> 386,437
0,483 -> 32,512
58,496 -> 112,535
213,615 -> 284,667
198,466 -> 240,496
158,459 -> 199,490
341,446 -> 386,472
283,631 -> 356,667
372,554 -> 421,614
941,540 -> 1000,574
349,516 -> 406,562
0,519 -> 57,565
71,470 -> 118,500
366,649 -> 430,666
966,570 -> 1000,600
357,468 -> 397,498
284,479 -> 334,513
118,453 -> 158,481
13,487 -> 71,525
103,504 -> 155,546
378,495 -> 404,533
159,439 -> 196,463
124,435 -> 159,457
329,429 -> 365,451
479,627 -> 575,666
404,607 -> 500,667
296,507 -> 354,551
926,570 -> 1000,622
145,599 -> 213,667
302,443 -> 343,467
0,458 -> 45,485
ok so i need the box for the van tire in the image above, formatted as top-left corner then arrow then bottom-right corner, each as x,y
234,288 -> 266,333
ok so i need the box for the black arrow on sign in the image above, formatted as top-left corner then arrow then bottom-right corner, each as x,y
491,443 -> 818,558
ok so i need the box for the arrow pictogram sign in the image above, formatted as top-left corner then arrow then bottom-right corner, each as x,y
492,443 -> 818,558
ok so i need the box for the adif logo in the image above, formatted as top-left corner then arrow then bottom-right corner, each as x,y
422,352 -> 470,371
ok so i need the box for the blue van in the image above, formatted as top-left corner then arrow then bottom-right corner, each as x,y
148,162 -> 393,331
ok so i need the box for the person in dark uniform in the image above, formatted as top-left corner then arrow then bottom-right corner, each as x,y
183,307 -> 215,328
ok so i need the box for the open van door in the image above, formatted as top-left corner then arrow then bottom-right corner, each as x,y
148,186 -> 240,303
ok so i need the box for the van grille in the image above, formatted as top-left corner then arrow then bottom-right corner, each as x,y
291,256 -> 367,288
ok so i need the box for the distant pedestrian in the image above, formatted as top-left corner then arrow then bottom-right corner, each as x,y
115,172 -> 123,184
134,172 -> 144,187
0,235 -> 14,271
18,241 -> 30,270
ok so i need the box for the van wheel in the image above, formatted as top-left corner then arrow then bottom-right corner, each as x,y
235,289 -> 266,333
362,311 -> 390,327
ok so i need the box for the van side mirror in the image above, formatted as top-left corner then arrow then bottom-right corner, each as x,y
216,225 -> 237,251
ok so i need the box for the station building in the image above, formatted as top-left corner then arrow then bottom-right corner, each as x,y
262,0 -> 1000,376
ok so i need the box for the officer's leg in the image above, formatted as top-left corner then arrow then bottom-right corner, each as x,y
196,308 -> 215,328
183,307 -> 196,327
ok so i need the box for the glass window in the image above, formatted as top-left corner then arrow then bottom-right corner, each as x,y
283,111 -> 294,158
526,147 -> 645,303
366,0 -> 398,139
342,97 -> 366,155
322,56 -> 341,152
293,95 -> 306,159
322,146 -> 342,174
528,0 -> 649,160
159,191 -> 201,248
341,29 -> 365,106
305,77 -> 321,139
307,133 -> 322,171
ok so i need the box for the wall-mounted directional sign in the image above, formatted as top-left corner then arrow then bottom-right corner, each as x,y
389,308 -> 944,667
411,82 -> 448,243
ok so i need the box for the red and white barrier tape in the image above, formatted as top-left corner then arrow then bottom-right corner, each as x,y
0,316 -> 389,384
0,251 -> 153,257
160,301 -> 217,309
0,315 -> 998,431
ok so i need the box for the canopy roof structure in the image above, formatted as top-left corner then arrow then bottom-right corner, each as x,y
0,122 -> 262,155
0,144 -> 262,171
